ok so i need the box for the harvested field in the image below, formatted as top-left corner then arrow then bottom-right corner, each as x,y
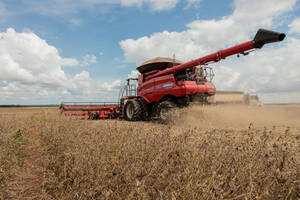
0,105 -> 299,199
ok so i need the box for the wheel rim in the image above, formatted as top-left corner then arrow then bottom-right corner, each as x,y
126,103 -> 134,119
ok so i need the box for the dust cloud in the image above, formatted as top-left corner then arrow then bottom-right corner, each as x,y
172,104 -> 300,129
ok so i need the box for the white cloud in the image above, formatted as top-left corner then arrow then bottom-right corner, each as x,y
289,18 -> 300,34
87,0 -> 194,11
61,57 -> 80,67
0,28 -> 68,86
73,70 -> 91,88
0,0 -> 200,20
128,70 -> 140,78
0,28 -> 119,104
82,54 -> 97,66
69,18 -> 84,26
83,0 -> 120,3
121,0 -> 143,7
143,0 -> 179,11
232,0 -> 295,26
120,0 -> 300,103
121,0 -> 297,64
61,54 -> 97,67
100,79 -> 121,90
184,0 -> 201,9
121,0 -> 203,10
214,37 -> 300,101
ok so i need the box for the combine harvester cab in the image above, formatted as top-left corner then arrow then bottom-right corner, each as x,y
60,29 -> 285,121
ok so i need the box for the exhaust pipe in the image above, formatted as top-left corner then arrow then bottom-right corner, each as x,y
253,29 -> 286,48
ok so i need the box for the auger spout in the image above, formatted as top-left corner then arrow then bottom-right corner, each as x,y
253,29 -> 286,48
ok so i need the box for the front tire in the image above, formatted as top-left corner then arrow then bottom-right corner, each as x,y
138,98 -> 150,121
124,99 -> 142,121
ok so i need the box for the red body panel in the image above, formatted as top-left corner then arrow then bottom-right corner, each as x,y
137,74 -> 216,103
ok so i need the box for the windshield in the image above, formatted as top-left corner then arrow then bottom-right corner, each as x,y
194,66 -> 215,82
175,66 -> 214,83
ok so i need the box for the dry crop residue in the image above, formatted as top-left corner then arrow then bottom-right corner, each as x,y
0,105 -> 299,200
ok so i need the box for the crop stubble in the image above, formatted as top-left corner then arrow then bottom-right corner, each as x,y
0,105 -> 299,199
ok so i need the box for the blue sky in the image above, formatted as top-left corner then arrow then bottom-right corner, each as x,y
0,0 -> 300,104
1,0 -> 233,78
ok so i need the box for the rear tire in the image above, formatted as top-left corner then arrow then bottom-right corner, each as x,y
157,101 -> 176,122
124,99 -> 142,121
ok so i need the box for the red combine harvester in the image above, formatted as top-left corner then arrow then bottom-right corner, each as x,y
60,29 -> 285,121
